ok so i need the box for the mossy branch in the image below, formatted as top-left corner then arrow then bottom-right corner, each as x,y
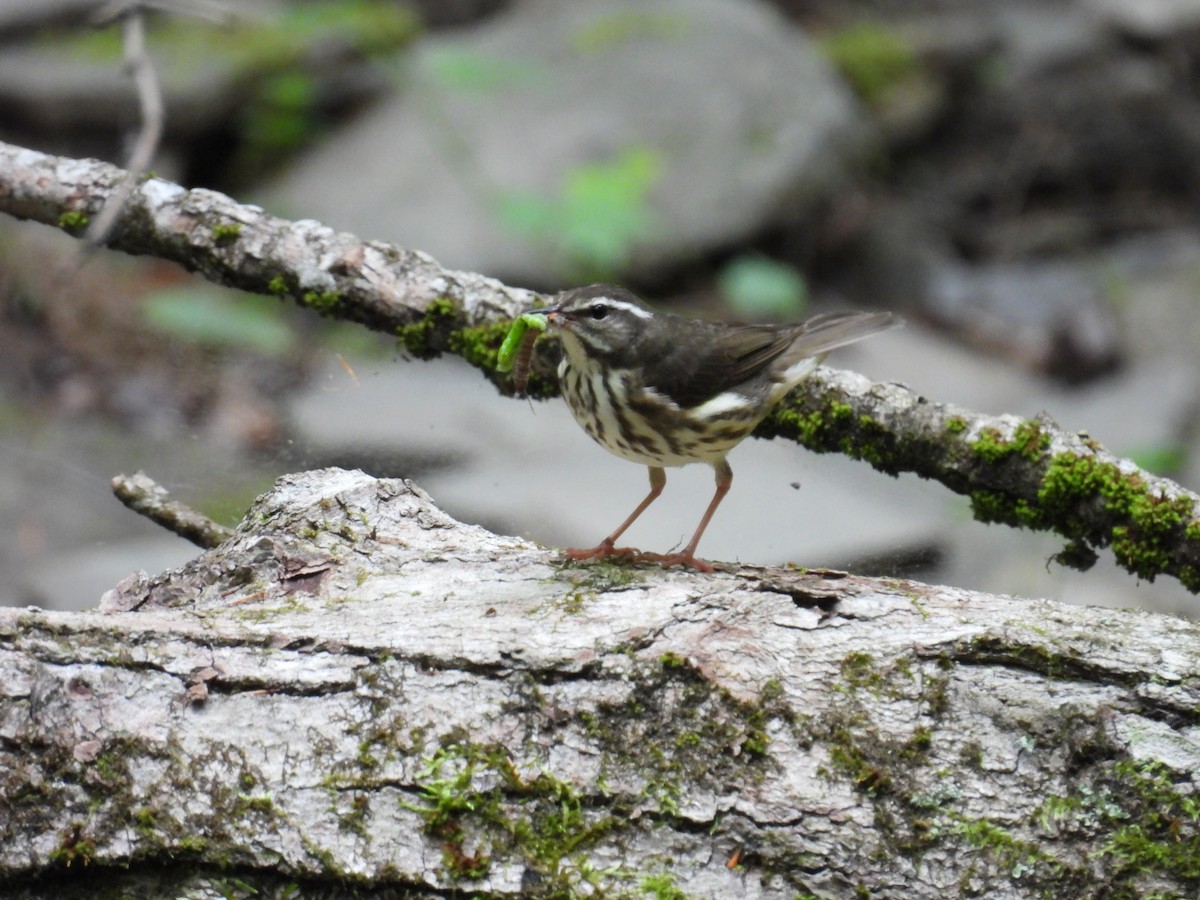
758,373 -> 1200,592
0,140 -> 538,382
3,139 -> 1199,590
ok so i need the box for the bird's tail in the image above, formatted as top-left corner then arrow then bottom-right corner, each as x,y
784,311 -> 902,363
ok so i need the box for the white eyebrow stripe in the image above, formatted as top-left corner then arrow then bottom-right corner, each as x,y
595,298 -> 654,319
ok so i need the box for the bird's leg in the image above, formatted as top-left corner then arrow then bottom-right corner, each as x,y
565,466 -> 666,562
652,458 -> 732,572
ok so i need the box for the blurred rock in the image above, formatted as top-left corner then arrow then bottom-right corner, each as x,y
0,1 -> 414,184
0,416 -> 276,610
264,0 -> 869,286
405,0 -> 512,29
0,0 -> 96,37
925,257 -> 1121,382
851,205 -> 1122,381
1086,0 -> 1200,40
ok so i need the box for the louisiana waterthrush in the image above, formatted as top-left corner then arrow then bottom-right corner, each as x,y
535,284 -> 901,572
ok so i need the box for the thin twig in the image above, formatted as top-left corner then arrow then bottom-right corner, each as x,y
112,471 -> 235,549
80,4 -> 165,255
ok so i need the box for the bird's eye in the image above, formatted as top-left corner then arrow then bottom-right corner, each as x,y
587,304 -> 609,320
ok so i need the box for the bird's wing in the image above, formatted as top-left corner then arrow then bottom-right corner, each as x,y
642,312 -> 900,410
646,322 -> 796,409
775,311 -> 900,368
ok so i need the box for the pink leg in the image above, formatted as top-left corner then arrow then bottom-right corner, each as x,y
653,459 -> 732,572
565,466 -> 666,562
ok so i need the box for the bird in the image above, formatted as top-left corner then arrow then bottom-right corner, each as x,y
531,284 -> 901,572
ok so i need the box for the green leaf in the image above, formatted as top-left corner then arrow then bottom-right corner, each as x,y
717,255 -> 808,320
496,146 -> 663,281
424,48 -> 542,91
494,191 -> 558,235
821,23 -> 920,108
142,288 -> 295,356
1125,444 -> 1188,477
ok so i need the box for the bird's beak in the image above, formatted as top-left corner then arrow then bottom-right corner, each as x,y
524,306 -> 561,328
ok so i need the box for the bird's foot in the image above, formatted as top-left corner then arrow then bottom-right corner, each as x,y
563,541 -> 642,562
563,543 -> 715,572
638,551 -> 715,573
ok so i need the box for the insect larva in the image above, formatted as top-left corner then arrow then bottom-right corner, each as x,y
497,312 -> 548,392
512,324 -> 539,394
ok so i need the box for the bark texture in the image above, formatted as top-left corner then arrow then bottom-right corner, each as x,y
3,469 -> 1200,899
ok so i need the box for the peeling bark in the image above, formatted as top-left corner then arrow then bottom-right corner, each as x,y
2,468 -> 1199,899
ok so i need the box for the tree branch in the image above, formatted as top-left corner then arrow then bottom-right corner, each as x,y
111,470 -> 233,549
0,139 -> 536,342
2,468 -> 1198,897
2,139 -> 1199,592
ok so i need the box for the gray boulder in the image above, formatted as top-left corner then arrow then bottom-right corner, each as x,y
264,0 -> 868,285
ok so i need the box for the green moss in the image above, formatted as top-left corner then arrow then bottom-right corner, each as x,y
945,415 -> 968,434
899,726 -> 933,761
827,727 -> 893,795
132,806 -> 160,839
1094,759 -> 1200,882
839,651 -> 886,692
395,296 -> 458,360
970,420 -> 1051,466
955,634 -> 1101,684
809,651 -> 964,865
954,815 -> 1061,877
336,793 -> 372,838
211,222 -> 242,245
1037,452 -> 1195,582
1181,564 -> 1200,593
234,790 -> 278,815
49,823 -> 96,867
827,401 -> 853,423
969,490 -> 1045,530
966,434 -> 1198,587
267,274 -> 288,296
554,589 -> 590,615
451,319 -> 560,398
922,669 -> 952,717
301,289 -> 341,313
768,400 -> 852,449
58,210 -> 89,233
403,742 -> 619,887
959,740 -> 985,771
558,558 -> 648,590
1014,420 -> 1051,460
761,394 -> 909,476
821,23 -> 920,108
945,756 -> 1200,895
639,871 -> 689,899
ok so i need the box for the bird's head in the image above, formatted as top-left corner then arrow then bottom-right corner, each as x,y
532,284 -> 655,362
